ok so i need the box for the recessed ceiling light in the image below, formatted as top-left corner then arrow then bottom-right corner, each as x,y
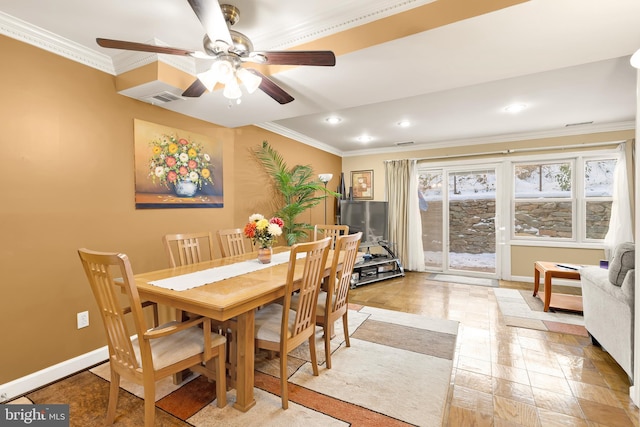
631,48 -> 640,69
325,116 -> 342,124
397,120 -> 411,127
357,135 -> 373,143
503,103 -> 528,113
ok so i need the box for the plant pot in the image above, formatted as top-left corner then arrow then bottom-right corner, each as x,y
174,179 -> 197,197
257,247 -> 273,264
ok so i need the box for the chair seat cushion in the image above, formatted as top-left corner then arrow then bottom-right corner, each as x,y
254,304 -> 296,342
132,321 -> 225,370
608,242 -> 635,287
291,290 -> 335,316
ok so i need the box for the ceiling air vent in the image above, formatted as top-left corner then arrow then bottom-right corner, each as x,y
396,141 -> 414,146
144,91 -> 183,104
565,121 -> 593,127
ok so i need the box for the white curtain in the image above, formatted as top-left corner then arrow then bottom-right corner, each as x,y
603,142 -> 634,258
385,159 -> 425,271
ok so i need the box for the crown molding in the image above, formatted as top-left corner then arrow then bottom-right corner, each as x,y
260,120 -> 635,158
0,11 -> 114,74
340,120 -> 636,157
0,13 -> 197,78
253,0 -> 436,50
0,1 -> 435,74
256,122 -> 344,157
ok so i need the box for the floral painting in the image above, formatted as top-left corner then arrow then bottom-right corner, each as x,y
134,119 -> 223,209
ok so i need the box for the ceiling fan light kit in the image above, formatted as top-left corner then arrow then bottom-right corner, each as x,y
236,68 -> 262,94
222,77 -> 242,100
96,1 -> 336,105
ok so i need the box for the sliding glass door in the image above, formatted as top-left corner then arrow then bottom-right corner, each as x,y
419,171 -> 444,270
419,165 -> 499,276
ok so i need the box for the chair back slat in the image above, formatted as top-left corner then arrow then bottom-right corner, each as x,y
217,228 -> 248,257
283,238 -> 331,338
178,238 -> 202,265
330,232 -> 363,313
313,224 -> 349,250
163,232 -> 215,267
78,250 -> 144,371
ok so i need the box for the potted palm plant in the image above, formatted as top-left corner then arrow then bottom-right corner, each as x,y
253,141 -> 339,245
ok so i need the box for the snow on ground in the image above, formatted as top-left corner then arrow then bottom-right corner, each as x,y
425,251 -> 495,271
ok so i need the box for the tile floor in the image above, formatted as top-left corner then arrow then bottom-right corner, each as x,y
348,272 -> 639,427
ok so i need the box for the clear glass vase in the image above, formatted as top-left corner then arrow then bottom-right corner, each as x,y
257,247 -> 273,264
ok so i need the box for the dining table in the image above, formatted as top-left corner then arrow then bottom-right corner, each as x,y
133,246 -> 341,412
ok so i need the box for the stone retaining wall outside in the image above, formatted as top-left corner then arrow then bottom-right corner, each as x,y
421,199 -> 611,254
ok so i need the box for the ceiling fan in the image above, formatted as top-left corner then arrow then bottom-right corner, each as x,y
96,0 -> 336,104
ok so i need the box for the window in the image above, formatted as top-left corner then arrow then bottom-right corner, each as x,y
512,156 -> 616,241
584,159 -> 616,240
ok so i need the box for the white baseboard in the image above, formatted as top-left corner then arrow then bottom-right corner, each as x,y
630,385 -> 638,407
0,346 -> 108,402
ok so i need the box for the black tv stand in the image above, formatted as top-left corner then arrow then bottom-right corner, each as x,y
350,241 -> 405,288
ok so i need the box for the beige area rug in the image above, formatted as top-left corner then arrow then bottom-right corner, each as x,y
89,306 -> 459,427
493,288 -> 588,336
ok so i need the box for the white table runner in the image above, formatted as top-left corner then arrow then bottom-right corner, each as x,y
149,251 -> 298,291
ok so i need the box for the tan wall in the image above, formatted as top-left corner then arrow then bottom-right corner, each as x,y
511,246 -> 604,277
343,131 -> 635,277
0,35 -> 340,384
231,127 -> 343,229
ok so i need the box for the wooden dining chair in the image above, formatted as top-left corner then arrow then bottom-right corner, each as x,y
313,224 -> 349,249
162,231 -> 236,382
162,232 -> 215,321
162,231 -> 215,268
217,228 -> 249,257
314,231 -> 362,368
254,237 -> 331,409
77,248 -> 227,427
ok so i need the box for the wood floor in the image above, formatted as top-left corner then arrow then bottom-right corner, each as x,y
348,272 -> 639,427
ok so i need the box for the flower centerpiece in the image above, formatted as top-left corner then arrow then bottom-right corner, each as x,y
244,214 -> 284,264
148,134 -> 214,197
243,214 -> 284,248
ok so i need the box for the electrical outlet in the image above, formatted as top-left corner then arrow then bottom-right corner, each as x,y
77,311 -> 89,329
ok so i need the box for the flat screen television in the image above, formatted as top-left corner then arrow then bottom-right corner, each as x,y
339,200 -> 388,244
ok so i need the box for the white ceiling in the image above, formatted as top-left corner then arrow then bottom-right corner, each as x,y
0,0 -> 638,156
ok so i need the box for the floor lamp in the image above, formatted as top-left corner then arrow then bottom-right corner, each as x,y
318,173 -> 333,224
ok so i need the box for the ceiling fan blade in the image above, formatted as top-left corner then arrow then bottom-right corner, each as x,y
246,69 -> 294,104
187,0 -> 233,46
251,50 -> 336,66
182,79 -> 208,97
96,38 -> 195,56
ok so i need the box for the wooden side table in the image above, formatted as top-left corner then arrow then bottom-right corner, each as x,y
533,261 -> 583,312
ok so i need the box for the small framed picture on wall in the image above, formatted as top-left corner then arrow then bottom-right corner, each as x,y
351,170 -> 373,200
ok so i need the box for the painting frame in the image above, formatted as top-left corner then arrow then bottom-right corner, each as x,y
133,119 -> 224,209
351,170 -> 374,200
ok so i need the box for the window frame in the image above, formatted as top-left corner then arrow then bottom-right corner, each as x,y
509,151 -> 618,244
582,156 -> 618,242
